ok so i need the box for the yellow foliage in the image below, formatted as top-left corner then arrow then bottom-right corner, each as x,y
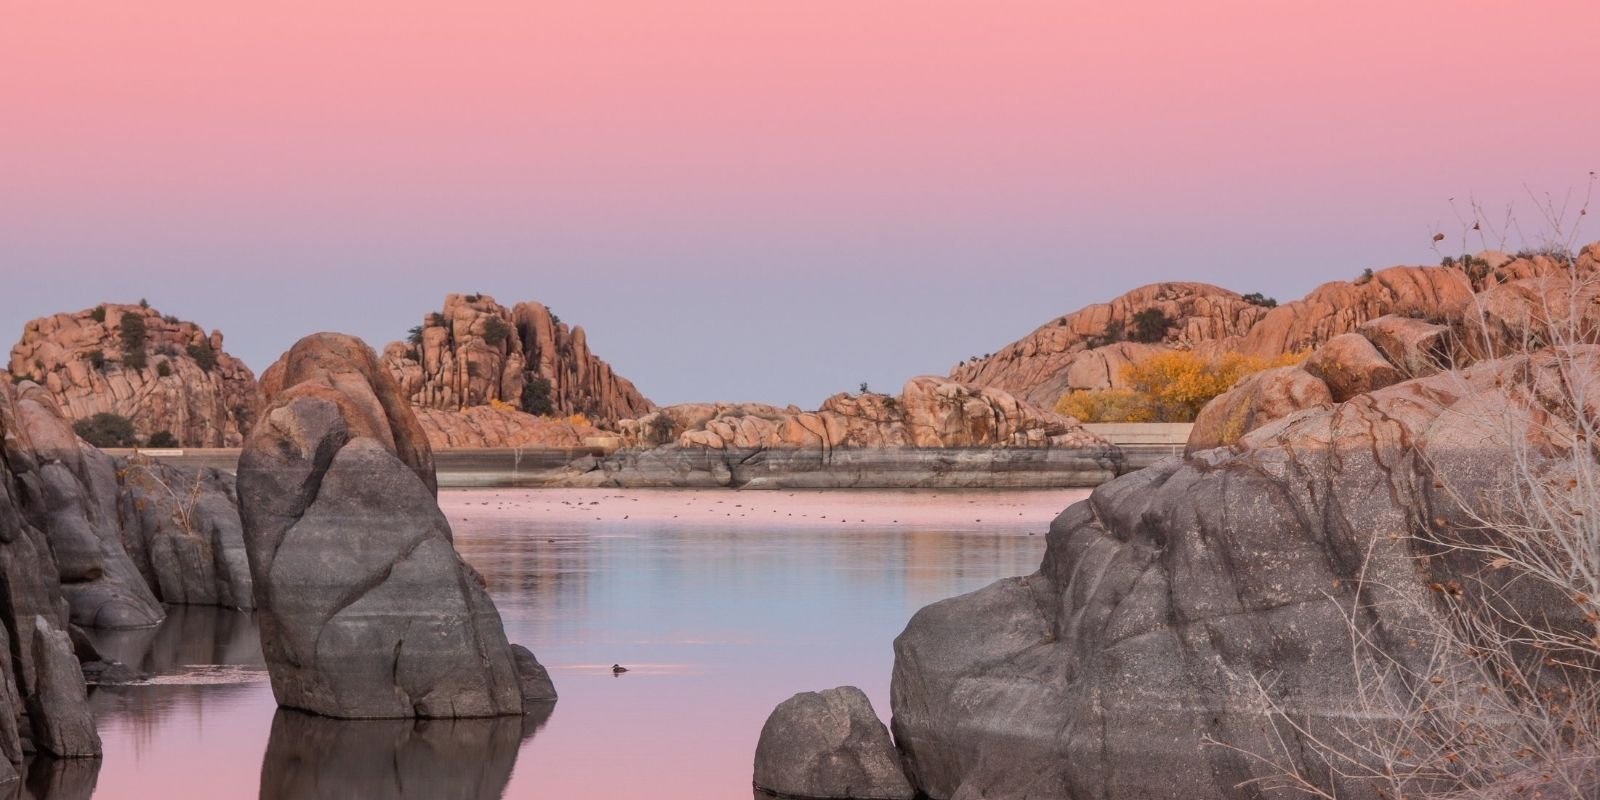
565,413 -> 592,427
1056,350 -> 1305,423
488,398 -> 517,413
1056,389 -> 1154,423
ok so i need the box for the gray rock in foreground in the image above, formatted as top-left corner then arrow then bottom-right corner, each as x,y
239,332 -> 551,718
886,351 -> 1599,799
754,686 -> 913,800
115,456 -> 253,610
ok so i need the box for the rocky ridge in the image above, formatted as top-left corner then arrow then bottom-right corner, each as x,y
381,293 -> 652,433
8,303 -> 259,447
951,249 -> 1586,408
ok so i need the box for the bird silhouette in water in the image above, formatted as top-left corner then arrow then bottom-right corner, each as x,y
612,664 -> 629,675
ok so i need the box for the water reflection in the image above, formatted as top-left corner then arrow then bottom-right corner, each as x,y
71,489 -> 1077,799
259,705 -> 553,800
4,757 -> 100,800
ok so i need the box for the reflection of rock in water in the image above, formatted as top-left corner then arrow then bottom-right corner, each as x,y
81,606 -> 267,735
5,756 -> 101,800
83,605 -> 264,676
259,704 -> 554,800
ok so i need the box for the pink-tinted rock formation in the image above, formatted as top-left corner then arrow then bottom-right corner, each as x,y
411,406 -> 609,450
381,294 -> 651,440
7,303 -> 259,447
950,247 -> 1597,410
620,376 -> 1107,451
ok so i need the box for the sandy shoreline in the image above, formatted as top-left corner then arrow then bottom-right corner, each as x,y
438,486 -> 1091,532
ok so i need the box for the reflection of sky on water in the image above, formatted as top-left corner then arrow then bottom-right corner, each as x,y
71,488 -> 1079,799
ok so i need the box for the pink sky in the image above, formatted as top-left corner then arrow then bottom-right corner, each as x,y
3,1 -> 1597,403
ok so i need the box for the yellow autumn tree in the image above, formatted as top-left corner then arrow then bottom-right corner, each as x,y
1055,350 -> 1304,423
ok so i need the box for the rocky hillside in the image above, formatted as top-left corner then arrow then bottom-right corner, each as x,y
381,293 -> 652,434
951,249 -> 1581,408
7,303 -> 259,447
618,376 -> 1106,451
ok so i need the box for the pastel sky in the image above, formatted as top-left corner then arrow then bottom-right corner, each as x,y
3,1 -> 1596,405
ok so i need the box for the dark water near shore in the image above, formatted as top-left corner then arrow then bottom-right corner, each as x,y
62,488 -> 1078,799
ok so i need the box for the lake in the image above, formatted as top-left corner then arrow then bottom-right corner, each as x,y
73,488 -> 1085,799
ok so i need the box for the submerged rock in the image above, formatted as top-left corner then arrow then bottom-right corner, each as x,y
753,686 -> 913,800
239,333 -> 552,718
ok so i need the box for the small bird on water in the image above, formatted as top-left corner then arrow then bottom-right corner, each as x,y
612,664 -> 629,674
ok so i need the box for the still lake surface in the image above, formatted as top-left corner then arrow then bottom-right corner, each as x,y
74,488 -> 1085,799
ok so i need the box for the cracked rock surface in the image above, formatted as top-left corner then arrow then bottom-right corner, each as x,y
240,332 -> 553,718
887,349 -> 1596,799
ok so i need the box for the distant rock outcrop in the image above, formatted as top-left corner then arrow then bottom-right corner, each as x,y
239,332 -> 554,718
411,406 -> 609,450
561,377 -> 1119,489
621,377 -> 1106,451
950,249 -> 1590,409
381,294 -> 651,438
7,303 -> 259,447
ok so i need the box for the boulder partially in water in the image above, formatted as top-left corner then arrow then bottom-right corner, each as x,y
239,333 -> 552,718
885,349 -> 1598,799
753,686 -> 914,800
115,456 -> 253,610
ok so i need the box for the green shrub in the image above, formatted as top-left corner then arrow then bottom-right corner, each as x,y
1241,292 -> 1277,308
87,350 -> 106,371
138,298 -> 149,308
1357,267 -> 1375,284
156,361 -> 172,377
521,376 -> 554,416
464,293 -> 482,303
89,306 -> 106,323
407,325 -> 425,346
73,413 -> 137,447
119,314 -> 148,370
161,314 -> 179,324
482,317 -> 511,346
429,312 -> 446,326
1129,309 -> 1172,343
146,431 -> 179,448
186,341 -> 217,372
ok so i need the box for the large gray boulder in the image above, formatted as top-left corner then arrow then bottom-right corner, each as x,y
116,456 -> 253,610
5,382 -> 163,629
1,378 -> 105,780
238,333 -> 551,718
887,350 -> 1595,799
754,686 -> 913,800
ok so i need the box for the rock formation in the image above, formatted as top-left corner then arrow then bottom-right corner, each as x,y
753,686 -> 914,800
565,377 -> 1119,489
0,379 -> 105,782
115,455 -> 252,610
411,405 -> 610,450
620,377 -> 1106,451
8,303 -> 259,447
1,380 -> 164,630
950,248 -> 1591,409
855,348 -> 1598,799
1187,244 -> 1600,452
381,293 -> 651,436
239,332 -> 554,718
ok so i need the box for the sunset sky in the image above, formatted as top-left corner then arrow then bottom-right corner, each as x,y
3,1 -> 1596,404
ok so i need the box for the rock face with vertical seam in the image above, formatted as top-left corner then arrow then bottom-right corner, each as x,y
754,686 -> 914,800
0,376 -> 104,780
884,350 -> 1594,799
238,332 -> 552,718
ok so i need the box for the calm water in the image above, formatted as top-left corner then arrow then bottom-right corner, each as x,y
65,488 -> 1081,799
